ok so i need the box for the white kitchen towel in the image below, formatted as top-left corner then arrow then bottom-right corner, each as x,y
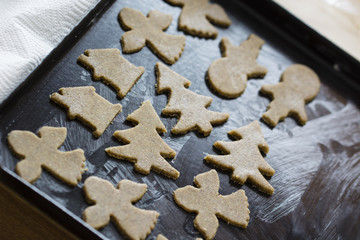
0,0 -> 101,104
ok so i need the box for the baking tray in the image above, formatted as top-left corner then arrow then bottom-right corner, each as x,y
1,0 -> 360,239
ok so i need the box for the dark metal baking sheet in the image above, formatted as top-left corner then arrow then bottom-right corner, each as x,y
1,0 -> 360,239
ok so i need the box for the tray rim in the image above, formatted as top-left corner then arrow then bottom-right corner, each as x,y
0,165 -> 105,239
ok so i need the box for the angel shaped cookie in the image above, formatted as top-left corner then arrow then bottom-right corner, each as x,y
83,176 -> 159,240
174,170 -> 249,239
165,0 -> 231,38
119,7 -> 185,64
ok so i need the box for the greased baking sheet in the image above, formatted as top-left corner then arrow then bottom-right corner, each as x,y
1,0 -> 359,239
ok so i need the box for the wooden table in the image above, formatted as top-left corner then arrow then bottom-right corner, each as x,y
0,183 -> 78,239
274,0 -> 360,62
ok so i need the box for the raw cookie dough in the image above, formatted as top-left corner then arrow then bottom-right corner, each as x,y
156,62 -> 229,136
78,48 -> 144,98
7,126 -> 85,186
165,0 -> 231,38
119,7 -> 186,64
156,234 -> 168,240
50,86 -> 122,138
204,121 -> 275,195
157,234 -> 202,240
260,64 -> 321,127
106,100 -> 180,180
83,176 -> 159,240
207,34 -> 267,98
173,169 -> 249,240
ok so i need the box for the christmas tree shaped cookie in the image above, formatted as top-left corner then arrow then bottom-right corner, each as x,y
260,64 -> 321,127
7,126 -> 85,186
50,86 -> 122,138
208,34 -> 267,98
83,176 -> 159,240
174,169 -> 249,240
78,48 -> 144,98
205,121 -> 275,195
165,0 -> 231,38
106,100 -> 180,180
119,7 -> 186,64
156,62 -> 229,136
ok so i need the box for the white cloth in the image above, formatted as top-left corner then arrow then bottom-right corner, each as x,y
0,0 -> 100,104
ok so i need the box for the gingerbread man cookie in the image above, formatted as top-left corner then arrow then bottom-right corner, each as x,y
78,48 -> 144,98
7,126 -> 85,186
83,176 -> 159,240
205,121 -> 275,195
165,0 -> 231,38
260,64 -> 320,127
174,169 -> 249,240
119,7 -> 186,64
208,34 -> 267,98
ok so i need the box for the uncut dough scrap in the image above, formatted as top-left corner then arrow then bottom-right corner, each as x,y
165,0 -> 231,38
50,86 -> 122,138
156,234 -> 168,240
83,176 -> 159,240
260,64 -> 320,127
106,100 -> 180,180
157,234 -> 202,240
156,62 -> 229,136
78,48 -> 144,98
208,34 -> 267,98
174,169 -> 249,240
205,121 -> 275,195
7,126 -> 85,186
119,7 -> 186,64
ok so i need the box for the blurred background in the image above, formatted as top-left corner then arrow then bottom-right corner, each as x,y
275,0 -> 360,62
